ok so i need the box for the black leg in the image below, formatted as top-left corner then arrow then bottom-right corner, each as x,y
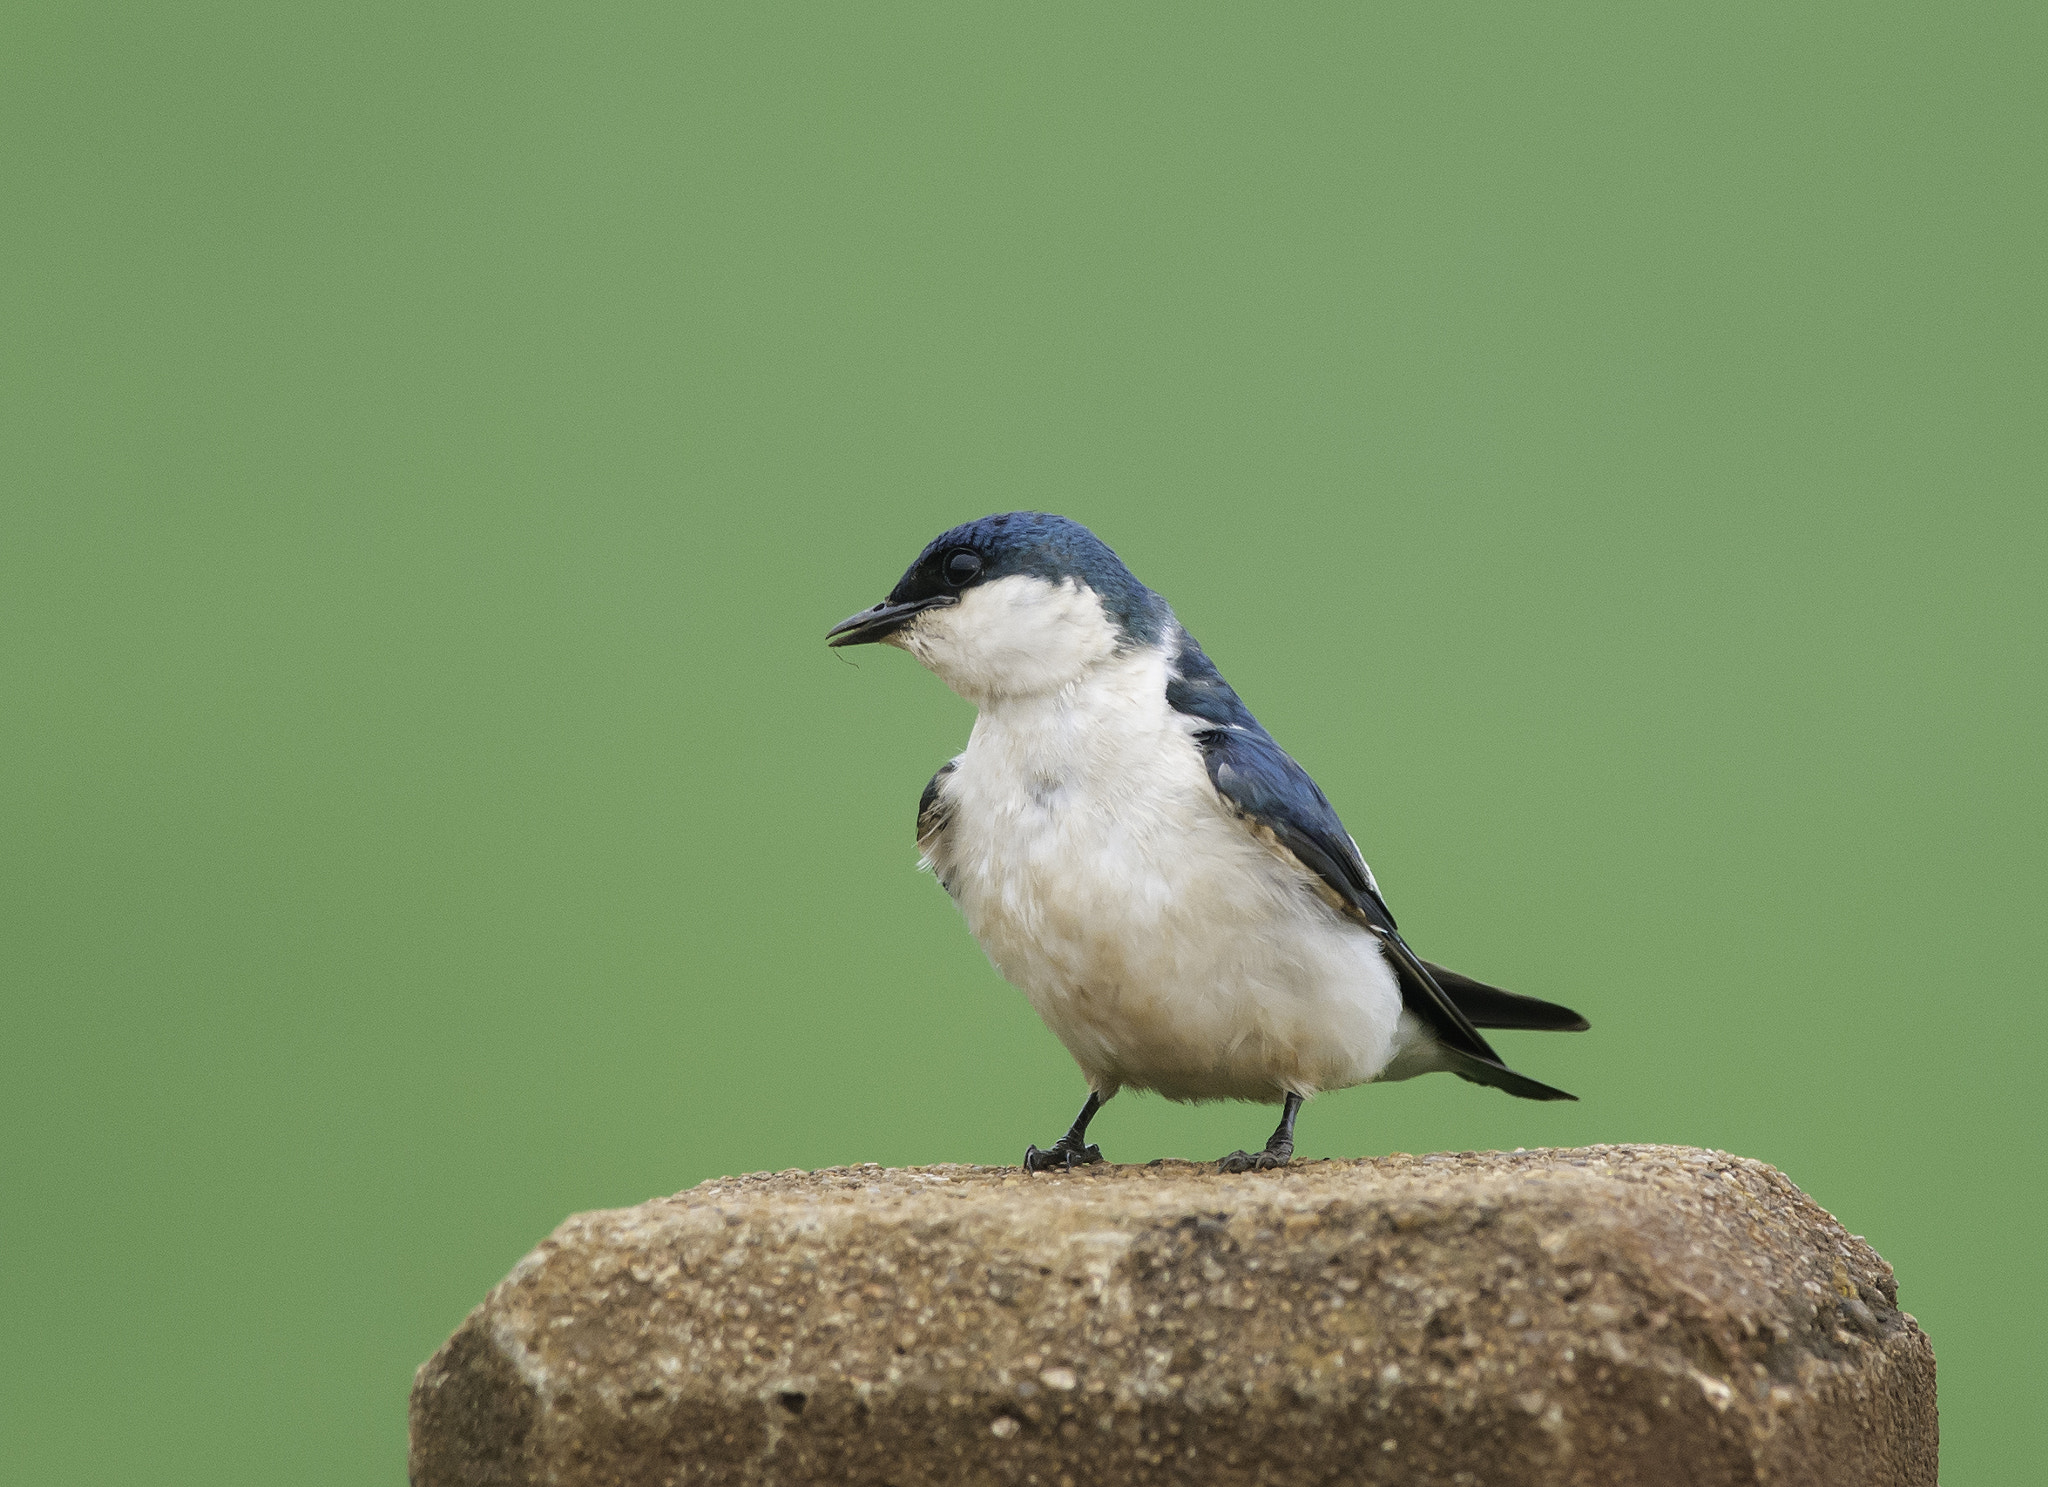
1024,1091 -> 1106,1173
1220,1092 -> 1302,1173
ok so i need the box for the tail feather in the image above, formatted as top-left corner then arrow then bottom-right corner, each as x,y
1373,933 -> 1583,1102
1422,961 -> 1590,1033
1442,1048 -> 1579,1102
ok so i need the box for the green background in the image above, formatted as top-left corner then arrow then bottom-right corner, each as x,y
4,5 -> 2040,1482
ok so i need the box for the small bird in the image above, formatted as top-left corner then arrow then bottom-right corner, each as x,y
828,513 -> 1588,1173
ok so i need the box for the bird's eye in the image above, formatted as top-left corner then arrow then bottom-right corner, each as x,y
943,549 -> 982,585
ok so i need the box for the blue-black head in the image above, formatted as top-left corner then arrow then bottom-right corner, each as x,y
825,512 -> 1170,650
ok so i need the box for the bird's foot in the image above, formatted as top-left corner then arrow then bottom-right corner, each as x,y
1219,1137 -> 1293,1174
1023,1138 -> 1103,1173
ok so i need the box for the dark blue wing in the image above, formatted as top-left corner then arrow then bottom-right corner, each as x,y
1166,631 -> 1574,1099
1206,728 -> 1398,933
1165,633 -> 1396,929
916,759 -> 959,893
917,759 -> 957,845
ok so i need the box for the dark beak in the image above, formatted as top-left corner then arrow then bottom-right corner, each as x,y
825,594 -> 957,647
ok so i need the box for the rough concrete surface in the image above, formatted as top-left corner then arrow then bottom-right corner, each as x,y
410,1144 -> 1935,1486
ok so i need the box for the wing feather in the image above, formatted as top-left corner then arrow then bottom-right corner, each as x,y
1167,630 -> 1576,1099
917,759 -> 960,892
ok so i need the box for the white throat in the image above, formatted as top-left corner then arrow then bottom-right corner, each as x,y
895,574 -> 1125,703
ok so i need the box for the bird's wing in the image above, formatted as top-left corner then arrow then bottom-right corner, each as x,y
1166,633 -> 1397,918
1167,632 -> 1570,1097
916,759 -> 957,849
1188,720 -> 1493,1056
1194,722 -> 1400,933
916,759 -> 960,892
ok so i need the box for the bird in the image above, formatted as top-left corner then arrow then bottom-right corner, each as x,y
827,512 -> 1588,1173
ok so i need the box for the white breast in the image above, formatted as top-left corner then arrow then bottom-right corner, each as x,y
920,629 -> 1404,1105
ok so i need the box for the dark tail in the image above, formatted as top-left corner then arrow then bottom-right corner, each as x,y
1422,961 -> 1590,1033
1441,1048 -> 1578,1101
1374,931 -> 1581,1102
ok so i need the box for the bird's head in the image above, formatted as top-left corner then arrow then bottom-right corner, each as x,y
826,513 -> 1171,702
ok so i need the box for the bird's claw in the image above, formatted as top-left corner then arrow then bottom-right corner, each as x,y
1023,1140 -> 1103,1173
1219,1144 -> 1292,1174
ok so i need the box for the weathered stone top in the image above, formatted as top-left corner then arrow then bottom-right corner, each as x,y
411,1145 -> 1935,1486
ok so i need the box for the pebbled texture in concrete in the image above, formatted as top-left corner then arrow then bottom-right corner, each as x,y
410,1144 -> 1936,1486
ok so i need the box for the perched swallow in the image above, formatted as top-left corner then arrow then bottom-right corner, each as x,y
830,513 -> 1587,1172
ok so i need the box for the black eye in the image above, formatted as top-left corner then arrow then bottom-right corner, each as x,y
943,549 -> 982,585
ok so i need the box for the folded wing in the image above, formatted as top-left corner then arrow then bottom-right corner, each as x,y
1168,631 -> 1582,1102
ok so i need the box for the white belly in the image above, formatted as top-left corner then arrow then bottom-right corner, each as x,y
927,650 -> 1403,1104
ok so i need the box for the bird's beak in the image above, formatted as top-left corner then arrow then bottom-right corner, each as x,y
825,594 -> 958,647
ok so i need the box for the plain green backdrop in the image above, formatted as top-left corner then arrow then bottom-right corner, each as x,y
3,5 -> 2041,1482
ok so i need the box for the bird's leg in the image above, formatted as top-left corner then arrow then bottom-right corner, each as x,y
1024,1092 -> 1106,1173
1220,1092 -> 1303,1174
